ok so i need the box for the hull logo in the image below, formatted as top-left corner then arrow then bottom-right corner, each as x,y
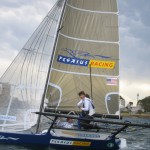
0,135 -> 19,140
50,139 -> 91,146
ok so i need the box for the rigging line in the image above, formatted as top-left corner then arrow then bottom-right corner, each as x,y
34,7 -> 60,99
29,7 -> 59,101
0,50 -> 23,82
19,1 -> 60,106
3,51 -> 28,83
26,18 -> 50,106
59,33 -> 119,44
89,64 -> 93,100
19,21 -> 49,106
84,76 -> 104,106
20,22 -> 49,107
22,48 -> 50,56
5,51 -> 25,83
21,4 -> 59,107
34,10 -> 61,104
32,7 -> 59,104
85,75 -> 106,107
36,0 -> 68,133
66,4 -> 119,15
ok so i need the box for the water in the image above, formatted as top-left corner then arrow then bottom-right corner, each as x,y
0,117 -> 149,150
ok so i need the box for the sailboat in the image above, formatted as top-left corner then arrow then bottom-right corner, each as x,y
0,0 -> 150,149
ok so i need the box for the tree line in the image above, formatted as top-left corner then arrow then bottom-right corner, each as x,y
138,96 -> 150,112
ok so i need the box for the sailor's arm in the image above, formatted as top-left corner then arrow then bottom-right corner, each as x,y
77,100 -> 82,108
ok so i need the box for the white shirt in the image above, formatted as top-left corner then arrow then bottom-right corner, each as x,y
77,97 -> 94,112
57,120 -> 73,129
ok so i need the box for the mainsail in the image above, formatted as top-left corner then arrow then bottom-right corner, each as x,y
47,0 -> 119,114
0,0 -> 66,132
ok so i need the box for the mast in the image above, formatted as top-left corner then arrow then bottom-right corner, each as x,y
36,0 -> 67,133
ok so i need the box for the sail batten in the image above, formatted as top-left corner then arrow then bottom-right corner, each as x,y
67,4 -> 118,14
52,68 -> 119,77
60,33 -> 119,44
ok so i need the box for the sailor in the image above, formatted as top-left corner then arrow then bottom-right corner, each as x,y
77,91 -> 95,129
77,91 -> 95,116
56,118 -> 74,129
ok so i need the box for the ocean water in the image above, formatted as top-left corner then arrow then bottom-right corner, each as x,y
0,117 -> 149,150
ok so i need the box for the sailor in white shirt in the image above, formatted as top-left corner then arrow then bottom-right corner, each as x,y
57,118 -> 74,129
77,91 -> 95,116
77,91 -> 95,129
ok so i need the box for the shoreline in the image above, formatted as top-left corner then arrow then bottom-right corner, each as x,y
121,113 -> 150,118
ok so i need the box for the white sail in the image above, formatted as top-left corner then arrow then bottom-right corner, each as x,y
47,0 -> 119,114
0,0 -> 66,132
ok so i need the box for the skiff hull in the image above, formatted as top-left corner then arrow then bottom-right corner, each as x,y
0,130 -> 126,150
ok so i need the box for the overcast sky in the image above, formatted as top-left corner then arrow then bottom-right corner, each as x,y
0,0 -> 150,104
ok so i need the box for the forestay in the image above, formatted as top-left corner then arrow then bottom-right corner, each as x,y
47,0 -> 120,114
0,0 -> 65,132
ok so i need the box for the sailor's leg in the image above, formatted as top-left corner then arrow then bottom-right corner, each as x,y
77,113 -> 82,129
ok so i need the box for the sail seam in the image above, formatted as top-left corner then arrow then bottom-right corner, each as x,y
52,68 -> 119,77
67,4 -> 118,15
60,33 -> 119,44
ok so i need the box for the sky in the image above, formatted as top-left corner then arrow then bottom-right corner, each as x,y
0,0 -> 150,104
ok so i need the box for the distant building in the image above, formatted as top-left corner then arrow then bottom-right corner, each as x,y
120,96 -> 126,107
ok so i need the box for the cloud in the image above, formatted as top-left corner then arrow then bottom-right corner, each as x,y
0,0 -> 55,76
119,0 -> 150,101
0,0 -> 150,102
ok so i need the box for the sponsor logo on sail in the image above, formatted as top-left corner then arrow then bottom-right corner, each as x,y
57,55 -> 89,67
89,60 -> 115,69
0,115 -> 16,121
50,139 -> 91,146
63,48 -> 111,59
57,48 -> 115,69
